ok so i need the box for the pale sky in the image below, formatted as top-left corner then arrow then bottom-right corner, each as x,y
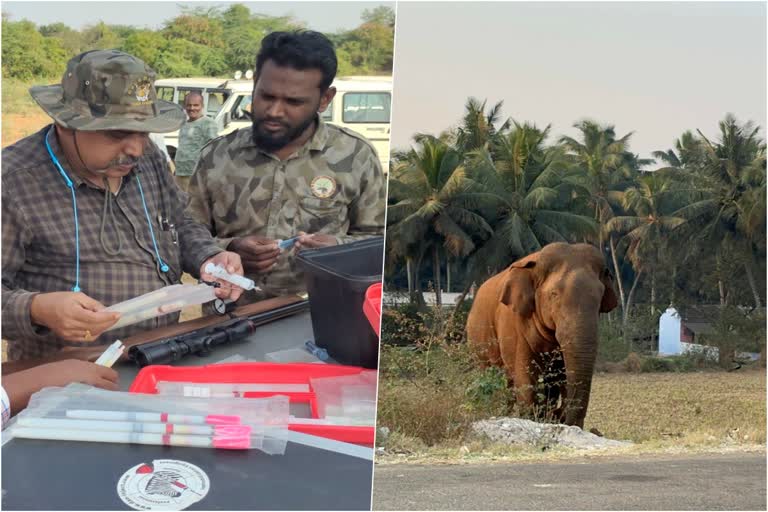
1,1 -> 394,32
390,2 -> 767,166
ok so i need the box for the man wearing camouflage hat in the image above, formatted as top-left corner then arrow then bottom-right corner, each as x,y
1,49 -> 245,365
186,30 -> 386,301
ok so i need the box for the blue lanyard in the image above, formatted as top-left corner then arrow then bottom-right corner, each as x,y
43,128 -> 169,293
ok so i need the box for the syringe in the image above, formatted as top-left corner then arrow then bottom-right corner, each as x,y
277,236 -> 299,251
204,263 -> 258,291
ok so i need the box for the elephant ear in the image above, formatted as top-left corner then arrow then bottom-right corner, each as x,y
600,269 -> 619,312
499,259 -> 536,317
510,252 -> 539,269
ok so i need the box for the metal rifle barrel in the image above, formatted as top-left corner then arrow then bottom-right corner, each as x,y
129,299 -> 309,367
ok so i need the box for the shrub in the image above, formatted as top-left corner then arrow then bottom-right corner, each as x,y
597,317 -> 630,363
624,352 -> 642,373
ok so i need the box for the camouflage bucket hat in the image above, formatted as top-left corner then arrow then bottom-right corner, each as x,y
29,49 -> 186,133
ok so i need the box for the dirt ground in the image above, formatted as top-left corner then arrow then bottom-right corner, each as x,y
2,112 -> 50,148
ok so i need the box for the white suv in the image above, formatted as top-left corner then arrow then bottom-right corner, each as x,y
154,75 -> 392,170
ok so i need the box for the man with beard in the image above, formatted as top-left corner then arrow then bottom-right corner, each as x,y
186,31 -> 386,301
2,50 -> 244,366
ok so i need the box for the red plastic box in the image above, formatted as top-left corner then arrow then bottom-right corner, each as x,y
129,363 -> 375,445
363,283 -> 382,337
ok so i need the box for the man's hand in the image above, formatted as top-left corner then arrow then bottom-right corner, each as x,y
200,251 -> 245,301
39,359 -> 120,390
29,292 -> 120,342
294,232 -> 339,251
3,359 -> 119,415
228,236 -> 280,275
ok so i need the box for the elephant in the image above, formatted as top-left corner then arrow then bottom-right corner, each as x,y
466,242 -> 618,428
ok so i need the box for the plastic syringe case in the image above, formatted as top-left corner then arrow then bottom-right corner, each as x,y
310,371 -> 377,426
105,284 -> 217,331
130,363 -> 377,444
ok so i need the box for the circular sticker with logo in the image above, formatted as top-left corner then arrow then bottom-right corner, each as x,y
117,459 -> 209,511
310,175 -> 337,199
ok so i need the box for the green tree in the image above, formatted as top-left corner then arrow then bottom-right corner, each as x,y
560,120 -> 648,317
605,172 -> 686,326
163,14 -> 225,49
121,30 -> 168,70
455,97 -> 509,155
362,6 -> 396,28
80,22 -> 120,51
674,114 -> 766,308
387,135 -> 493,306
467,121 -> 598,278
38,22 -> 82,56
337,22 -> 394,74
2,19 -> 68,79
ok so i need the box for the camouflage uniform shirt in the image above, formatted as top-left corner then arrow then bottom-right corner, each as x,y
174,116 -> 219,177
186,118 -> 386,296
1,125 -> 223,361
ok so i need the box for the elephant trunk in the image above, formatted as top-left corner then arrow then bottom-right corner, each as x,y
559,329 -> 598,429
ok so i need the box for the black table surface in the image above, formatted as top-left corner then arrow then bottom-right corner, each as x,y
2,312 -> 374,511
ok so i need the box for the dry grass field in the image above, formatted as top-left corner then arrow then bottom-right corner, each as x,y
2,78 -> 50,148
377,337 -> 766,462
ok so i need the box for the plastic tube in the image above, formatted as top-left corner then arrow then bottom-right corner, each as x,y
95,340 -> 123,367
65,409 -> 241,425
16,417 -> 252,436
204,263 -> 257,290
11,427 -> 251,450
155,381 -> 310,398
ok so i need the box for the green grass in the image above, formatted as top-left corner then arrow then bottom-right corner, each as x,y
378,339 -> 766,461
2,77 -> 43,114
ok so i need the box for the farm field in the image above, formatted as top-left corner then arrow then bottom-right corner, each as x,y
377,359 -> 766,463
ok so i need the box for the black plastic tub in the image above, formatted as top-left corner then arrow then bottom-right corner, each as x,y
296,237 -> 383,368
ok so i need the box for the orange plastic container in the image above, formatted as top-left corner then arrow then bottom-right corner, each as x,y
129,362 -> 375,445
363,283 -> 382,337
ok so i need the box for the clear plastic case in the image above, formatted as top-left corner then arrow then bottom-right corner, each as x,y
5,383 -> 290,453
310,371 -> 377,426
105,284 -> 218,331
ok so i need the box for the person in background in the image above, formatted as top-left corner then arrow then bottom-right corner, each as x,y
173,91 -> 218,191
1,359 -> 118,428
186,31 -> 385,303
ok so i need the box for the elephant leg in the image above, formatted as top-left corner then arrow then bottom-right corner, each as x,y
496,322 -> 519,415
512,338 -> 537,419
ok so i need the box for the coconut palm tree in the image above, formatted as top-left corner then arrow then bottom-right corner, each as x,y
605,172 -> 687,327
673,115 -> 766,308
454,97 -> 510,156
559,120 -> 651,317
465,121 -> 598,280
652,131 -> 703,170
386,135 -> 494,306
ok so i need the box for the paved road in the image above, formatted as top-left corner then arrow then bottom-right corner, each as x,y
373,453 -> 766,510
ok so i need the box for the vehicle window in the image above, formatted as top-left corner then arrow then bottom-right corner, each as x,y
230,94 -> 253,121
342,92 -> 391,124
320,99 -> 333,121
156,86 -> 174,102
206,90 -> 230,116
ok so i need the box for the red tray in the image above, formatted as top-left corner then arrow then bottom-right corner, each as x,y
363,283 -> 382,336
129,363 -> 375,445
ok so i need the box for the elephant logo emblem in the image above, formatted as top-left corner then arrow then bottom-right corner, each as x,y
117,459 -> 209,510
